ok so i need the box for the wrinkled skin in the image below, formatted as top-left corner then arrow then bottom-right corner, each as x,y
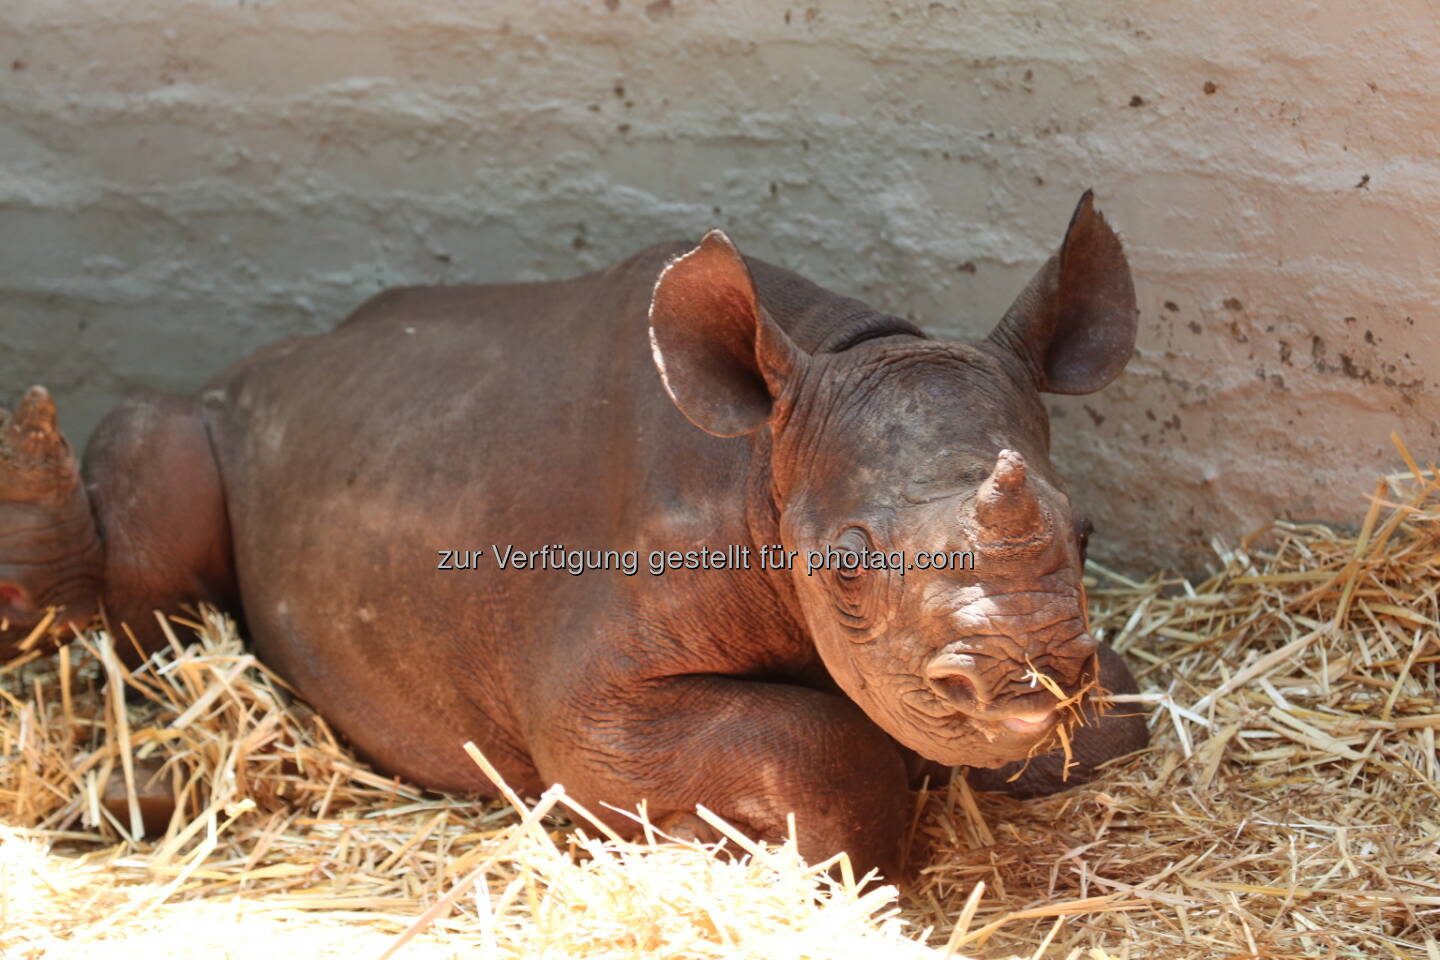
0,192 -> 1148,878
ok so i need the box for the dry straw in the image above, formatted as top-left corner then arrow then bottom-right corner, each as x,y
2,435 -> 1437,958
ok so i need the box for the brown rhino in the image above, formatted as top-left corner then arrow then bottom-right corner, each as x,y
1,192 -> 1147,876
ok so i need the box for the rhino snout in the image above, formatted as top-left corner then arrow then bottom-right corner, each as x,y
924,633 -> 1098,725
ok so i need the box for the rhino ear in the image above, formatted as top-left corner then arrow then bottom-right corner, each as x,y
989,191 -> 1138,395
649,230 -> 806,437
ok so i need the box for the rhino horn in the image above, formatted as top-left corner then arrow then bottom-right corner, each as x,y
972,450 -> 1048,545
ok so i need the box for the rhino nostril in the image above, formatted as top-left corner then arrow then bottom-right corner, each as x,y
926,655 -> 990,709
931,672 -> 976,706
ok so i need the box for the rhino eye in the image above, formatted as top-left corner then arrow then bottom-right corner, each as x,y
830,527 -> 879,630
834,528 -> 870,580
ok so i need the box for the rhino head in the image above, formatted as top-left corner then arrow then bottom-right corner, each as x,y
648,192 -> 1136,769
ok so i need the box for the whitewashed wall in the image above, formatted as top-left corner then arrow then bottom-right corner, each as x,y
2,0 -> 1437,569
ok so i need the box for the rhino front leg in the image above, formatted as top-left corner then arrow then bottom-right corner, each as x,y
534,675 -> 912,879
964,642 -> 1149,797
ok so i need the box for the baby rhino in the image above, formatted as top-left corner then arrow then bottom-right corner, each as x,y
1,192 -> 1147,877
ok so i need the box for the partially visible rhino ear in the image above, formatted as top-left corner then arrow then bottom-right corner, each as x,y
648,229 -> 807,437
988,191 -> 1137,395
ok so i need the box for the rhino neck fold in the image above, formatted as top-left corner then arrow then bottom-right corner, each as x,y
742,428 -> 809,635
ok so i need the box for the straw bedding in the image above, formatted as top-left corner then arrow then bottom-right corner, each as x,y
2,442 -> 1437,959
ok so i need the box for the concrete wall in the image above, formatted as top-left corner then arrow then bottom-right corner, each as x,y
2,0 -> 1436,571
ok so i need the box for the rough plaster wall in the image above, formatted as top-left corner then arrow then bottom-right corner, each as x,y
1,0 -> 1436,571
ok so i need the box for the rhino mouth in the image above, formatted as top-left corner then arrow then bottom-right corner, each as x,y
955,705 -> 1061,741
890,690 -> 1057,768
994,708 -> 1058,735
885,646 -> 1099,768
908,719 -> 1064,769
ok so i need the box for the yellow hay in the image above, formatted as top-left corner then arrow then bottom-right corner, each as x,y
2,453 -> 1438,958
